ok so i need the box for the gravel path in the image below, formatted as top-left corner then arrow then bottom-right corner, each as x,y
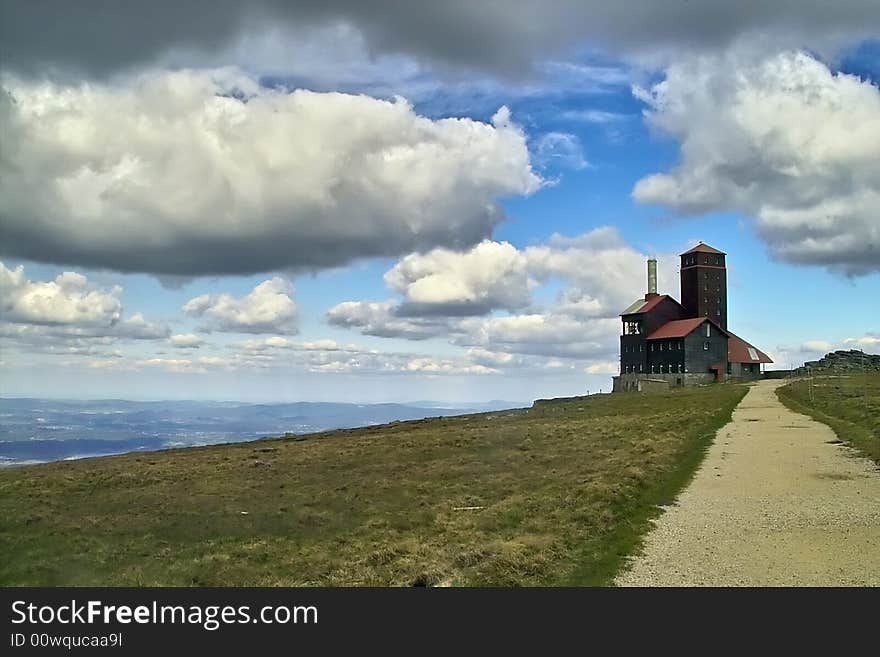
616,380 -> 880,586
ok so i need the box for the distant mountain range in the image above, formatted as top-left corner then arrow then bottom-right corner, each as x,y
0,398 -> 526,466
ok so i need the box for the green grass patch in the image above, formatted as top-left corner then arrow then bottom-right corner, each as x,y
0,384 -> 746,586
777,373 -> 880,466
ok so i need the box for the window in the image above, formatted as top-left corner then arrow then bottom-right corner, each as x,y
623,320 -> 642,335
667,342 -> 672,351
640,344 -> 644,352
660,342 -> 664,351
650,364 -> 655,373
704,341 -> 710,350
639,364 -> 643,372
705,323 -> 711,337
650,343 -> 654,351
677,341 -> 682,350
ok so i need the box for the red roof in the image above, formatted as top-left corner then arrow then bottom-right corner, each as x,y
646,317 -> 728,340
620,294 -> 681,317
728,332 -> 773,364
681,242 -> 725,255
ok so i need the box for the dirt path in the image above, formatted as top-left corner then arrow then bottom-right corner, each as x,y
616,379 -> 880,586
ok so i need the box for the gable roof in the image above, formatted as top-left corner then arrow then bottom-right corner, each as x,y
620,294 -> 681,317
646,317 -> 729,340
728,332 -> 773,364
681,242 -> 725,256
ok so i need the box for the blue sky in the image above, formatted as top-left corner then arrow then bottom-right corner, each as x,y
1,3 -> 878,402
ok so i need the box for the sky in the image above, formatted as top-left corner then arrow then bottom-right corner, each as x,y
0,1 -> 878,403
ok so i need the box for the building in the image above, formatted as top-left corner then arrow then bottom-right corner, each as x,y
613,243 -> 771,392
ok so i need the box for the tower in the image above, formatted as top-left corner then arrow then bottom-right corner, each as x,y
680,243 -> 727,329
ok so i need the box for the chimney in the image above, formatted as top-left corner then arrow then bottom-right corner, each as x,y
646,258 -> 658,299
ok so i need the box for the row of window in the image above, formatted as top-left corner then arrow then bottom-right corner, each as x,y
652,341 -> 682,351
683,255 -> 723,266
623,363 -> 687,374
624,340 -> 685,352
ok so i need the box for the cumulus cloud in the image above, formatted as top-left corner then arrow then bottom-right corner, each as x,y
326,301 -> 455,340
633,50 -> 880,274
455,314 -> 619,359
3,1 -> 878,78
0,71 -> 541,276
800,340 -> 833,353
0,262 -> 122,326
183,278 -> 298,334
842,333 -> 880,351
384,241 -> 531,316
327,226 -> 672,363
0,262 -> 169,346
169,333 -> 205,349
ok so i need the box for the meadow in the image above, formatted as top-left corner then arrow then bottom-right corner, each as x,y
777,372 -> 880,465
0,384 -> 747,586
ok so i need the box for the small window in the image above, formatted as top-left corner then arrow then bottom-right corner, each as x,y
705,323 -> 711,337
704,341 -> 710,350
639,364 -> 643,372
650,344 -> 654,351
660,343 -> 664,351
677,341 -> 682,350
640,344 -> 644,352
650,364 -> 655,373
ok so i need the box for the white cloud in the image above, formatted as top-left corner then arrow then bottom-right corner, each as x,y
326,300 -> 451,340
455,314 -> 619,359
532,132 -> 588,171
0,262 -> 122,326
560,109 -> 628,124
0,262 -> 169,358
0,71 -> 541,276
584,361 -> 619,374
800,340 -> 833,353
384,240 -> 531,316
633,50 -> 880,274
169,333 -> 205,349
327,226 -> 671,364
842,333 -> 880,351
183,277 -> 297,334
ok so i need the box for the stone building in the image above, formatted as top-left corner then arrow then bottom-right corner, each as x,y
613,243 -> 772,392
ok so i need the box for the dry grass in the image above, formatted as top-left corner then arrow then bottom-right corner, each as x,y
777,373 -> 880,465
0,384 -> 746,586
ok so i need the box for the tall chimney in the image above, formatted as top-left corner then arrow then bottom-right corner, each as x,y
646,258 -> 658,298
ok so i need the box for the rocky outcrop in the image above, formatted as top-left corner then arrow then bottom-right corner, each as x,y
804,349 -> 880,372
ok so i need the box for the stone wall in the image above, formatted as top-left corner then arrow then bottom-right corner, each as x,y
613,372 -> 715,392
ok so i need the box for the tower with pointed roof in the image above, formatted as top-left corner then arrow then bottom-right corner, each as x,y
680,242 -> 727,330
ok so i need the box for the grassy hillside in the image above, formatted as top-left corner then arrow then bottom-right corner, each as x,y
777,373 -> 880,465
0,384 -> 746,586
